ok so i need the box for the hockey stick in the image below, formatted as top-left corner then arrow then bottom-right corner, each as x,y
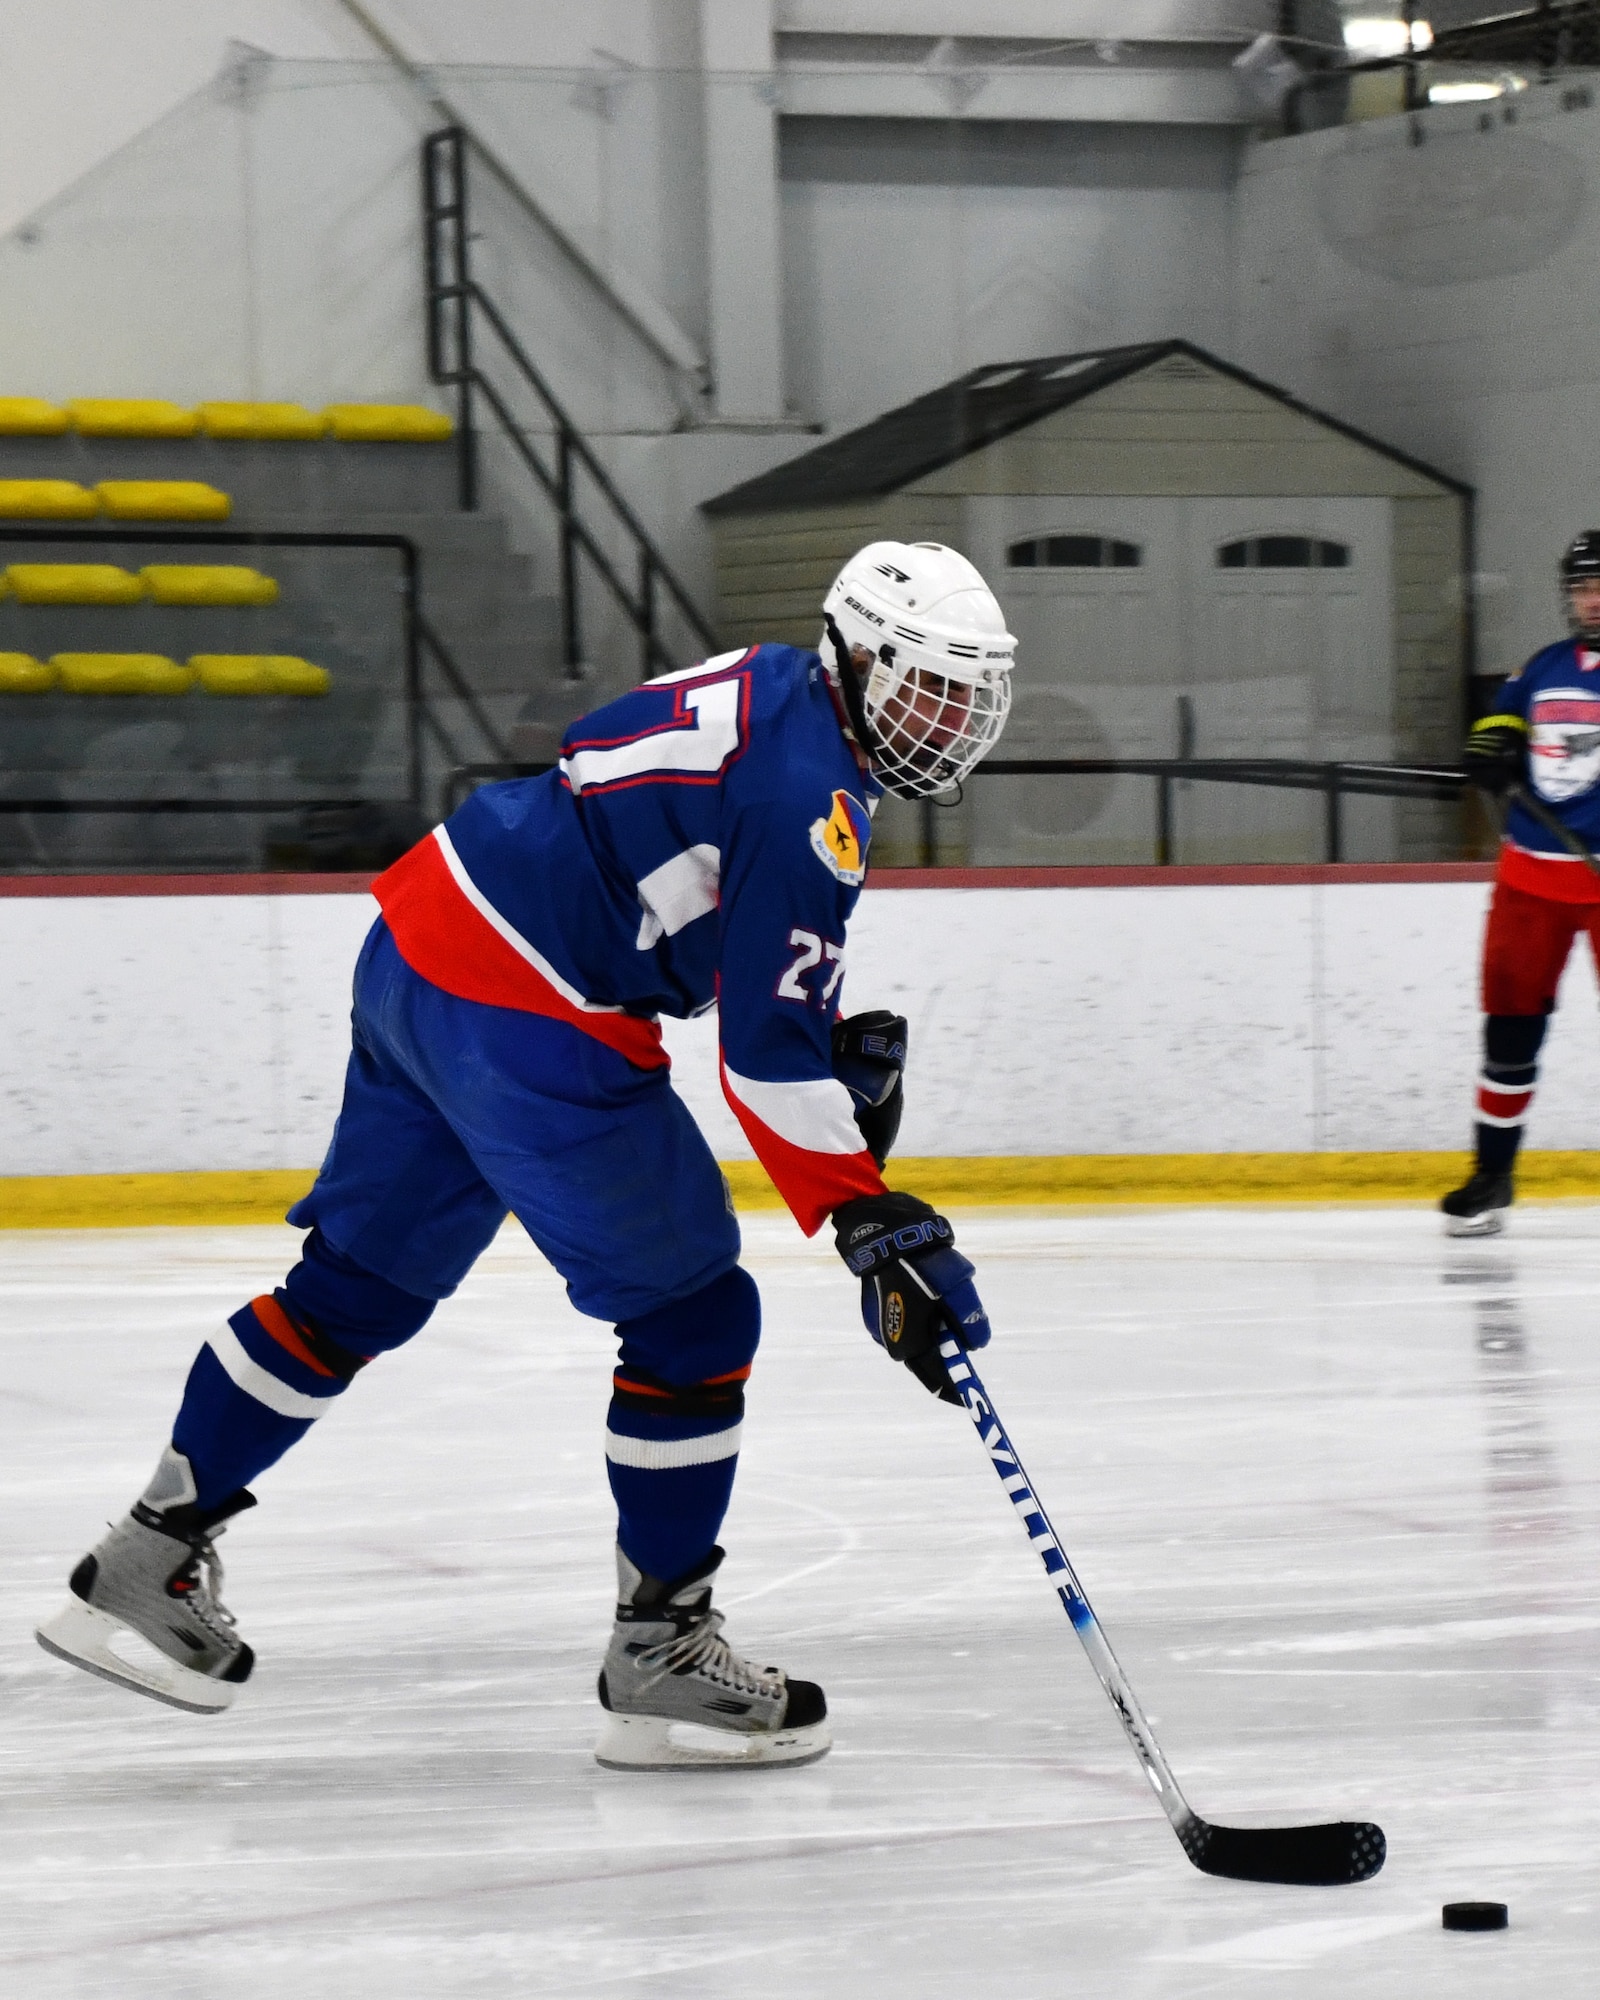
938,1336 -> 1386,1886
1504,781 -> 1600,881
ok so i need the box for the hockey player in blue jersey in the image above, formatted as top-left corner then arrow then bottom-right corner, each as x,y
1446,531 -> 1600,1233
39,541 -> 1017,1769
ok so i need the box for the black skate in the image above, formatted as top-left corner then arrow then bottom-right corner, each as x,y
1440,1169 -> 1513,1237
595,1546 -> 830,1771
37,1447 -> 257,1713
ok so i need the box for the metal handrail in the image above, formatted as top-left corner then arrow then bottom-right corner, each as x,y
423,125 -> 720,683
415,608 -> 513,767
439,754 -> 1470,862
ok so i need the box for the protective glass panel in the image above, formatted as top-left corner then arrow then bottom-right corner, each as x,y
0,55 -> 1466,869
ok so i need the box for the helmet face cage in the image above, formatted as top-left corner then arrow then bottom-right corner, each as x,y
860,645 -> 1011,800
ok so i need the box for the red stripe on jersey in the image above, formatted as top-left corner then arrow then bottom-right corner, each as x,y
719,1059 -> 886,1236
373,834 -> 668,1069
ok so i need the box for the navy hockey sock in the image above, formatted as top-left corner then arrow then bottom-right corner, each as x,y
606,1267 -> 760,1582
1475,1013 -> 1547,1178
170,1233 -> 435,1509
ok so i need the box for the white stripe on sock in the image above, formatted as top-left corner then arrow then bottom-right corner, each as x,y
206,1319 -> 337,1422
604,1423 -> 743,1471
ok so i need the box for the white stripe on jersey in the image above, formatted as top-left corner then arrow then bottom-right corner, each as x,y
722,1065 -> 868,1156
636,843 -> 721,950
432,826 -> 630,1017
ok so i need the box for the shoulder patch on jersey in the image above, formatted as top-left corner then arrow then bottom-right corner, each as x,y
809,789 -> 870,885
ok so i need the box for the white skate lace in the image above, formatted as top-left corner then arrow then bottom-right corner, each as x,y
632,1608 -> 784,1700
183,1533 -> 239,1638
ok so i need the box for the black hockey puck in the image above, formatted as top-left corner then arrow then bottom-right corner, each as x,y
1442,1902 -> 1508,1932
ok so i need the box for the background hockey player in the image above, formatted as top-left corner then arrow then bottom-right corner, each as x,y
38,541 -> 1016,1770
1445,531 -> 1600,1234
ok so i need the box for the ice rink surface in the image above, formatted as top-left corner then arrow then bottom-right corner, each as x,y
2,1202 -> 1597,1998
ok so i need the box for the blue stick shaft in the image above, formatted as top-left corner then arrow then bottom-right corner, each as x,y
938,1336 -> 1198,1837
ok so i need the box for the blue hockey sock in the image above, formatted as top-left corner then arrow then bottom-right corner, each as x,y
169,1232 -> 435,1509
606,1267 -> 760,1582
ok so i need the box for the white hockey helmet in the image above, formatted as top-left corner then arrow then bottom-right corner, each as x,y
821,540 -> 1015,800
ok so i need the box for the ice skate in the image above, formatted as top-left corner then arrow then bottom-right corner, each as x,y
1440,1169 -> 1514,1237
595,1546 -> 830,1771
36,1448 -> 257,1714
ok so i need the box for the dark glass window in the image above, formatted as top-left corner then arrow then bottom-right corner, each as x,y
1257,535 -> 1313,567
1007,535 -> 1143,569
1217,536 -> 1352,570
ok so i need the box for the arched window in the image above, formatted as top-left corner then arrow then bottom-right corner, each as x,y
1007,535 -> 1142,569
1217,536 -> 1350,569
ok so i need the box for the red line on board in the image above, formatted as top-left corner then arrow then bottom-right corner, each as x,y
0,862 -> 1499,898
865,863 -> 1498,889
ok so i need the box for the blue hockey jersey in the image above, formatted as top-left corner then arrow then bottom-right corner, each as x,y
1490,637 -> 1600,896
373,644 -> 888,1233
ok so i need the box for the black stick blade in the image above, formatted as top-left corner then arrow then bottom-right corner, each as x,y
1181,1817 -> 1386,1887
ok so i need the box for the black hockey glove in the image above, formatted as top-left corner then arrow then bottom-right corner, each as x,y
1462,717 -> 1526,797
833,1191 -> 990,1404
831,1009 -> 907,1168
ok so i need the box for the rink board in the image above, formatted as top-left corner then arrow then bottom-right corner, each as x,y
2,862 -> 1598,1212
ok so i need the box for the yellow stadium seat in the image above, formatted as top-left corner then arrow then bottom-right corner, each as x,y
0,653 -> 55,691
141,565 -> 277,606
4,563 -> 144,605
197,402 -> 327,441
68,398 -> 200,438
192,654 -> 330,696
53,653 -> 195,694
95,481 -> 231,520
0,480 -> 98,518
323,403 -> 454,442
0,398 -> 69,436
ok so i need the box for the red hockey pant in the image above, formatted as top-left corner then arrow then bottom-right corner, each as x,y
1481,880 -> 1600,1015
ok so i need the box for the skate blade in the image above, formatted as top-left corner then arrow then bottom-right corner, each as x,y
36,1597 -> 238,1715
594,1710 -> 832,1772
1445,1210 -> 1505,1237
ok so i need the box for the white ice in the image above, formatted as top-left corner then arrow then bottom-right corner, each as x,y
2,1203 -> 1597,1998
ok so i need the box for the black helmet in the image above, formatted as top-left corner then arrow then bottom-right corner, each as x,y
1561,533 -> 1600,639
1560,531 -> 1600,583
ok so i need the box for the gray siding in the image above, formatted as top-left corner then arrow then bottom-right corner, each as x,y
707,354 -> 1470,861
711,495 -> 964,647
906,361 -> 1452,501
1393,492 -> 1472,859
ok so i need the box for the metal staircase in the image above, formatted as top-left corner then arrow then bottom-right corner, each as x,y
422,127 -> 720,702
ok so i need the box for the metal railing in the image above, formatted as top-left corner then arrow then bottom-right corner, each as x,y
1284,8 -> 1600,134
422,126 -> 720,684
439,754 -> 1469,861
975,757 -> 1465,865
0,523 -> 509,824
